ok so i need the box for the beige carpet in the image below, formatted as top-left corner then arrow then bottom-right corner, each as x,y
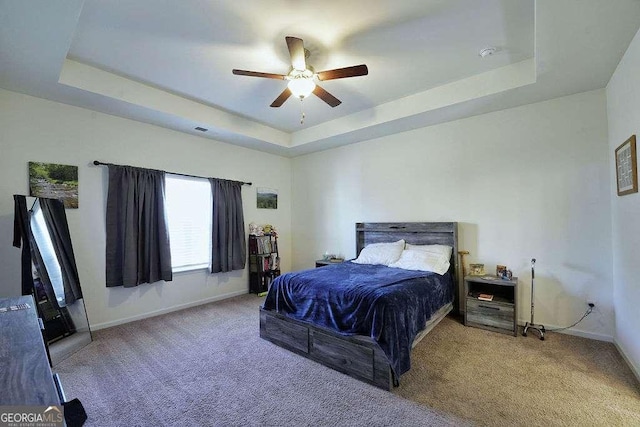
55,295 -> 639,426
55,295 -> 465,426
400,316 -> 640,426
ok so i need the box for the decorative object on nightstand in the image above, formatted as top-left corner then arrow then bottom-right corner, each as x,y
523,258 -> 545,340
469,263 -> 485,276
248,233 -> 280,296
464,274 -> 518,336
315,257 -> 345,268
496,264 -> 513,280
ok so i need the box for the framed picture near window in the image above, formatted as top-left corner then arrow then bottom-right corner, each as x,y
615,135 -> 638,196
28,162 -> 79,208
257,187 -> 278,209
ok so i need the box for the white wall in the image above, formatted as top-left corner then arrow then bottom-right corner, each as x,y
606,28 -> 640,378
292,89 -> 613,340
0,85 -> 620,345
0,89 -> 291,329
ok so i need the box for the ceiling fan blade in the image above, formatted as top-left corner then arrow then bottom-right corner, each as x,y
232,69 -> 286,79
270,88 -> 292,108
317,64 -> 368,81
313,85 -> 341,107
286,36 -> 306,71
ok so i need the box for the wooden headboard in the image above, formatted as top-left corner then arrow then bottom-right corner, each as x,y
355,222 -> 462,314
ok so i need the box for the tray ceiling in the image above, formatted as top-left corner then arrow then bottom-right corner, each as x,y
1,0 -> 639,156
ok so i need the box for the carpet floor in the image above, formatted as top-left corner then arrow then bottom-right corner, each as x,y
55,294 -> 639,426
398,315 -> 640,426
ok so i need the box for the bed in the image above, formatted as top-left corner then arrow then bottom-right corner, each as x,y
259,222 -> 461,390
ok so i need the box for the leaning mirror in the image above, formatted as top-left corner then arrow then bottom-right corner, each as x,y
19,196 -> 92,365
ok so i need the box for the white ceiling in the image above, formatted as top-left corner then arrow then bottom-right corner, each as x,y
1,0 -> 640,157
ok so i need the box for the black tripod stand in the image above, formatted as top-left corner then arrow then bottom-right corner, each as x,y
523,258 -> 545,340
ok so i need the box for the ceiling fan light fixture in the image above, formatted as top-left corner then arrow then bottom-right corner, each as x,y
287,77 -> 316,99
232,36 -> 367,109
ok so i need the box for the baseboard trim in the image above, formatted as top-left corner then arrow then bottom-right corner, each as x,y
517,320 -> 613,342
614,341 -> 640,385
553,327 -> 614,342
91,289 -> 249,331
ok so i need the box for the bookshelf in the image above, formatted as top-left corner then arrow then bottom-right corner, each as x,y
248,234 -> 280,296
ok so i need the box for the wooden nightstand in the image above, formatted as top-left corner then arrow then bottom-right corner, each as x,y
464,275 -> 518,336
315,259 -> 345,268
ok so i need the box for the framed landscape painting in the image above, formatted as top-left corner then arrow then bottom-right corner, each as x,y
257,187 -> 277,209
29,162 -> 79,208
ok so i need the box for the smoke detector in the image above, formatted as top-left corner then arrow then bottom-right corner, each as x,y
479,47 -> 497,58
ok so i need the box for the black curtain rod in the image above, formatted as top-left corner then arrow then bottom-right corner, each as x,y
92,161 -> 252,186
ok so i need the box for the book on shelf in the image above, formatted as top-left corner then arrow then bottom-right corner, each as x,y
259,236 -> 272,254
478,293 -> 494,301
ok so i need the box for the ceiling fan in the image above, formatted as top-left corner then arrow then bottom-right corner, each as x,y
232,36 -> 368,108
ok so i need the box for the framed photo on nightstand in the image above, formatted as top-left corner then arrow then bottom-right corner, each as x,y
469,263 -> 485,276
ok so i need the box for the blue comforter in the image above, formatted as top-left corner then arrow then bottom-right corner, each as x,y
262,262 -> 453,379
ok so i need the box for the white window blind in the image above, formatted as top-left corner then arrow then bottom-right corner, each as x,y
165,175 -> 212,272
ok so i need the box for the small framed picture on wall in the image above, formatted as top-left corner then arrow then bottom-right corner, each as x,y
257,187 -> 278,209
615,135 -> 638,196
28,162 -> 79,208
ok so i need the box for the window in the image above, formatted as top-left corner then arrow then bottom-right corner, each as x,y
165,175 -> 212,272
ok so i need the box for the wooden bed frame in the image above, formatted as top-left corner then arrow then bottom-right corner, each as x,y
259,222 -> 460,390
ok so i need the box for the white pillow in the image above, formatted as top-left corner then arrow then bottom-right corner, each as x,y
388,249 -> 450,275
405,243 -> 452,261
351,239 -> 405,266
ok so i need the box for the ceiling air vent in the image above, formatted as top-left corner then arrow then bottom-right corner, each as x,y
479,47 -> 497,58
195,127 -> 208,132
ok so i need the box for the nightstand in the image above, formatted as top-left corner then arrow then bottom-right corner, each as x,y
464,275 -> 518,336
315,259 -> 345,268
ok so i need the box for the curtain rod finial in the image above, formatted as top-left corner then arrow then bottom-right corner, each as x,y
93,161 -> 100,166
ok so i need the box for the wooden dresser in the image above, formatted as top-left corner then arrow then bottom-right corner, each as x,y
0,295 -> 63,406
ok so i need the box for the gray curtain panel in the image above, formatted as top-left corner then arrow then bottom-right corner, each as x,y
210,178 -> 246,273
39,197 -> 83,305
106,165 -> 172,287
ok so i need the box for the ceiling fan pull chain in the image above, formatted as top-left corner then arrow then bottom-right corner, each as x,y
300,98 -> 305,125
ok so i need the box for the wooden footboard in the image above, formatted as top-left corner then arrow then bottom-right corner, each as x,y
260,308 -> 393,390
